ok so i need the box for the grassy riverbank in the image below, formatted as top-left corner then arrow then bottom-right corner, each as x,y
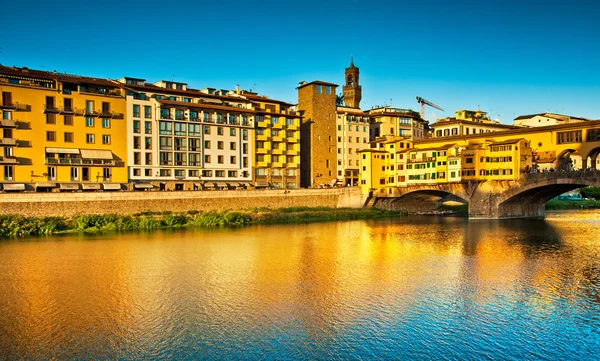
545,199 -> 600,210
0,207 -> 406,239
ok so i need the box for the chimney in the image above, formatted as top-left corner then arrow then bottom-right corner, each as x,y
236,84 -> 240,94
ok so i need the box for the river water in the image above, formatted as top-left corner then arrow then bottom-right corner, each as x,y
1,211 -> 599,360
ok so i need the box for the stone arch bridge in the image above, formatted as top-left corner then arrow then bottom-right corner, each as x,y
370,170 -> 600,219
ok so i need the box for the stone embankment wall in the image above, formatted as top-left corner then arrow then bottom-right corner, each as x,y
0,188 -> 364,217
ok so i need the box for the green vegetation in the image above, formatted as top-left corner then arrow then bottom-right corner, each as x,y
579,187 -> 600,200
436,204 -> 469,215
0,207 -> 406,239
545,199 -> 600,210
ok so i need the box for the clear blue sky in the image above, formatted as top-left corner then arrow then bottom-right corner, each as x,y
1,0 -> 599,123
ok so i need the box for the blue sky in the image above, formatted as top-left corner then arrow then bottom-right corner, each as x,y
1,0 -> 599,122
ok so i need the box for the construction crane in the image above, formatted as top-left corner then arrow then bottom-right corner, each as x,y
416,96 -> 444,119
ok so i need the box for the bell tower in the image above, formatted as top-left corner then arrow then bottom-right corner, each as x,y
342,58 -> 362,108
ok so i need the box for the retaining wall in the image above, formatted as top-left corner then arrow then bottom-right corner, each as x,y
0,188 -> 363,217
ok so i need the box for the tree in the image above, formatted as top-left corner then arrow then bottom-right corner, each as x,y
336,94 -> 344,106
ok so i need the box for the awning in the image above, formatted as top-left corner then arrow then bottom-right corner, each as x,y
36,182 -> 57,188
60,183 -> 80,190
46,147 -> 80,154
81,183 -> 102,190
255,182 -> 270,188
214,182 -> 228,188
3,183 -> 25,191
194,182 -> 203,189
103,183 -> 122,190
133,183 -> 154,189
80,149 -> 113,160
203,182 -> 215,188
238,182 -> 249,188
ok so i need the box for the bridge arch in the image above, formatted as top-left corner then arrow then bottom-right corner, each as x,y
584,146 -> 600,170
495,172 -> 600,218
377,187 -> 469,213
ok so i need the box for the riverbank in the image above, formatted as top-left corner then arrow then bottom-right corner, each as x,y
545,199 -> 600,210
0,207 -> 406,239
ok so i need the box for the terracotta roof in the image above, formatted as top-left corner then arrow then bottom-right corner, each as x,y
337,106 -> 369,115
514,113 -> 546,120
297,80 -> 339,89
242,93 -> 294,106
0,65 -> 117,87
122,82 -> 251,102
431,118 -> 516,129
488,138 -> 525,146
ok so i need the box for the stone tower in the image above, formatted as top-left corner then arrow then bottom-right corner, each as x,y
342,58 -> 362,108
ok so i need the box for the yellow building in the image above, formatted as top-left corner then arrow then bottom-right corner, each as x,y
0,65 -> 127,191
239,91 -> 301,189
369,106 -> 426,140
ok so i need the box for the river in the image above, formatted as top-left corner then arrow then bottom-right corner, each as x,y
1,210 -> 599,360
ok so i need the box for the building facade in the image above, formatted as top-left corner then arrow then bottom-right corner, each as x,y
0,65 -> 127,191
369,107 -> 426,140
431,109 -> 516,137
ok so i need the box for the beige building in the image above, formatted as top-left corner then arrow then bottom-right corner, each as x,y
431,109 -> 516,138
119,78 -> 254,190
336,106 -> 370,185
514,112 -> 589,127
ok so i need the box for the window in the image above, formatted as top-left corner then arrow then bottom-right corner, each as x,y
217,141 -> 224,150
159,121 -> 172,135
202,170 -> 212,177
145,121 -> 152,134
230,128 -> 236,136
133,136 -> 140,149
63,115 -> 73,126
145,169 -> 152,176
4,165 -> 14,181
204,140 -> 211,149
145,137 -> 151,150
174,123 -> 186,136
204,155 -> 211,163
218,155 -> 224,164
144,106 -> 151,118
230,156 -> 236,164
326,86 -> 331,95
230,142 -> 236,150
204,126 -> 210,135
134,152 -> 141,165
133,120 -> 140,133
133,104 -> 140,118
215,170 -> 224,177
70,167 -> 78,181
86,134 -> 95,143
102,135 -> 111,144
46,114 -> 56,124
242,129 -> 248,141
46,131 -> 56,142
188,123 -> 200,136
86,117 -> 95,127
64,132 -> 73,142
103,168 -> 111,181
102,118 -> 110,128
317,85 -> 322,94
217,127 -> 223,135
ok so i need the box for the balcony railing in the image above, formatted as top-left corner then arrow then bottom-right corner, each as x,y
160,113 -> 173,120
1,101 -> 30,111
44,104 -> 60,113
98,110 -> 124,119
0,156 -> 18,165
45,158 -> 121,166
0,138 -> 17,146
84,109 -> 100,117
59,106 -> 83,116
0,119 -> 16,128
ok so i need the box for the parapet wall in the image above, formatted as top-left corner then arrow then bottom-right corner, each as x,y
0,188 -> 363,217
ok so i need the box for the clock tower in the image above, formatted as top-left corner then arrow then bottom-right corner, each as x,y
342,58 -> 362,108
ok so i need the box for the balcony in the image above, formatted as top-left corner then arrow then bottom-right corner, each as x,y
272,123 -> 283,129
83,109 -> 99,117
45,158 -> 121,166
286,149 -> 298,155
59,106 -> 83,116
256,148 -> 268,155
0,119 -> 16,128
175,115 -> 187,121
286,163 -> 298,168
256,161 -> 269,167
99,110 -> 125,119
0,101 -> 30,111
0,156 -> 19,164
0,138 -> 17,146
257,121 -> 269,128
287,124 -> 298,130
271,149 -> 283,155
286,137 -> 298,143
159,113 -> 173,120
272,136 -> 284,142
257,134 -> 269,141
272,162 -> 284,168
44,104 -> 61,113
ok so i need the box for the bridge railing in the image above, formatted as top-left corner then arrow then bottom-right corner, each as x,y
522,169 -> 600,182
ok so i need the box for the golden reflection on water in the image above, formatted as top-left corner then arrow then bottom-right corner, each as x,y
0,212 -> 599,359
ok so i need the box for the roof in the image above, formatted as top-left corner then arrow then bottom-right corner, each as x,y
514,112 -> 589,121
297,80 -> 339,89
488,138 -> 525,146
430,118 -> 516,129
457,109 -> 488,113
122,82 -> 251,102
407,143 -> 458,153
0,64 -> 117,87
336,106 -> 369,115
242,93 -> 294,106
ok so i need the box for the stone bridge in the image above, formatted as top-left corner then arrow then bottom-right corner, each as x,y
370,170 -> 600,219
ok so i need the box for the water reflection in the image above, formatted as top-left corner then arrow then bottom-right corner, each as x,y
0,212 -> 599,360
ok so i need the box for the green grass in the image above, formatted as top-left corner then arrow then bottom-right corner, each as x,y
0,207 -> 406,239
545,199 -> 600,210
